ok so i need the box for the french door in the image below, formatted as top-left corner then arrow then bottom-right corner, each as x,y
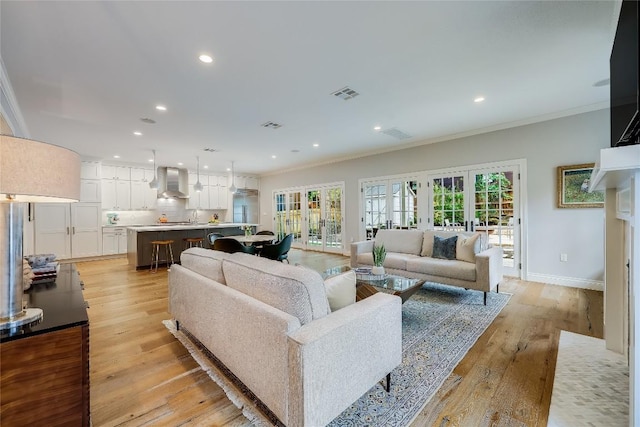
273,183 -> 345,253
427,165 -> 520,277
273,189 -> 304,249
362,177 -> 418,239
306,184 -> 344,254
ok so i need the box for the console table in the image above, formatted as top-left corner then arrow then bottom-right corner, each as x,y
0,264 -> 90,426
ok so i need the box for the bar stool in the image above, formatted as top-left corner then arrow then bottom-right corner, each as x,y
150,240 -> 174,273
183,237 -> 204,249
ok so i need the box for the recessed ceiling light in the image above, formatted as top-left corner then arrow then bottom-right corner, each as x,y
474,96 -> 485,103
373,126 -> 381,131
203,165 -> 209,169
133,131 -> 142,136
199,54 -> 213,64
313,143 -> 319,148
156,105 -> 167,111
271,155 -> 277,159
226,167 -> 231,171
177,162 -> 183,166
148,159 -> 154,162
113,155 -> 120,159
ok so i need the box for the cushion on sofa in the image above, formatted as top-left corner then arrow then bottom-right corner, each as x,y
432,235 -> 458,260
421,230 -> 482,257
324,270 -> 356,311
222,253 -> 330,325
180,247 -> 230,284
456,233 -> 481,263
374,229 -> 424,255
405,257 -> 477,282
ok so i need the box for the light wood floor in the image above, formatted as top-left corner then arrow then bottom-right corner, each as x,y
77,250 -> 602,426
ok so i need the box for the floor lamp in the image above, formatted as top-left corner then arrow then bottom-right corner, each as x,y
0,135 -> 80,330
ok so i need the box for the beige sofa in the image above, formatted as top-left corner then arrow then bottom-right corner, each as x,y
351,229 -> 503,304
169,248 -> 402,426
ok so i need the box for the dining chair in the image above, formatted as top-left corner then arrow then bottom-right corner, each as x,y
259,234 -> 293,263
207,233 -> 225,247
213,237 -> 256,255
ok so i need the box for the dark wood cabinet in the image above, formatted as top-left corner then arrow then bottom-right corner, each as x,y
0,264 -> 90,426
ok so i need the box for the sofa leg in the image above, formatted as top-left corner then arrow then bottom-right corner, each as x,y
176,320 -> 180,331
483,292 -> 487,306
496,284 -> 499,293
386,373 -> 391,393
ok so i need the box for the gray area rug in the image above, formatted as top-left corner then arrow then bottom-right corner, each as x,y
164,283 -> 510,426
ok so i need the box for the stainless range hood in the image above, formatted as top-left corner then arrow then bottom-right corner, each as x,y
156,167 -> 189,198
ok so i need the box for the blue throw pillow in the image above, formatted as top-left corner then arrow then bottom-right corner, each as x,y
432,235 -> 458,260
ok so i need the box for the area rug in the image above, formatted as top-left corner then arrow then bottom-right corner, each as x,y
164,283 -> 510,426
547,331 -> 628,427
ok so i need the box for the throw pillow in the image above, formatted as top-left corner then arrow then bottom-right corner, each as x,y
456,233 -> 481,263
324,270 -> 356,311
432,235 -> 458,260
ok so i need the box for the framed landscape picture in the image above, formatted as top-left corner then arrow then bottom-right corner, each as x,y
557,163 -> 604,208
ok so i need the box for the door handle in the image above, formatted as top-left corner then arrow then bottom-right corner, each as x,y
66,227 -> 70,235
72,226 -> 76,235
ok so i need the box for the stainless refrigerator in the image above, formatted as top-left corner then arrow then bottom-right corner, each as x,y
233,189 -> 259,223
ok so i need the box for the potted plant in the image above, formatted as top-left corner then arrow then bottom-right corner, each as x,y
372,244 -> 386,275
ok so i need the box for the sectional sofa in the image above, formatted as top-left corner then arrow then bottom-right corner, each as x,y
168,248 -> 402,426
351,229 -> 503,304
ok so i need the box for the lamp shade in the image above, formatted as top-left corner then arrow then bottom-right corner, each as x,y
0,135 -> 81,202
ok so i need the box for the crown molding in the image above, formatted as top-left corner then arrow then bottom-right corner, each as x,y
0,55 -> 30,138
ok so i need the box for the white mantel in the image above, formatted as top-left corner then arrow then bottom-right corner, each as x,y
591,144 -> 640,427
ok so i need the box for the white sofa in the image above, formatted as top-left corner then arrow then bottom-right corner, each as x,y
168,248 -> 402,426
351,229 -> 503,304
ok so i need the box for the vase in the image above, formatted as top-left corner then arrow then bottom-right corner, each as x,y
371,266 -> 385,275
244,229 -> 251,237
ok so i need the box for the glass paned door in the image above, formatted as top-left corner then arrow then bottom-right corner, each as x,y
362,178 -> 418,239
472,169 -> 517,275
430,174 -> 466,231
363,182 -> 387,239
273,189 -> 304,248
306,185 -> 344,253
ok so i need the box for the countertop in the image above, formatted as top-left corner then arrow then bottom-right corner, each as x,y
124,223 -> 258,232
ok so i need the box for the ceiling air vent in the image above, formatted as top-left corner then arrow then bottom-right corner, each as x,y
331,86 -> 359,101
261,121 -> 283,129
140,117 -> 156,124
203,148 -> 217,152
380,127 -> 412,140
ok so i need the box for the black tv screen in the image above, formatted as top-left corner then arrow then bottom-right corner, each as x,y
610,0 -> 640,146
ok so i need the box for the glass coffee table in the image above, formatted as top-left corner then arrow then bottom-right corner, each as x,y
354,270 -> 425,304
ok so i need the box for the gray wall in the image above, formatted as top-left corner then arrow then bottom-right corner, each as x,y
259,109 -> 609,287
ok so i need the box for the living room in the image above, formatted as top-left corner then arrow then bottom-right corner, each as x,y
1,1 -> 638,426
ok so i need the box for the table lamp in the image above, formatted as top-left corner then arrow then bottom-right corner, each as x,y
0,135 -> 80,330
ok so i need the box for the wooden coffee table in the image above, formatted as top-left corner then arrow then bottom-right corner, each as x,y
355,272 -> 424,304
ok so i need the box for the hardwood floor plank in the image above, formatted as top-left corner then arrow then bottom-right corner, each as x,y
77,250 -> 603,426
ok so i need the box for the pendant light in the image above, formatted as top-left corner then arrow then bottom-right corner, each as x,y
229,160 -> 237,194
194,156 -> 203,193
149,149 -> 158,189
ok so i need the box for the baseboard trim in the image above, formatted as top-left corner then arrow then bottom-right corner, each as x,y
526,273 -> 603,291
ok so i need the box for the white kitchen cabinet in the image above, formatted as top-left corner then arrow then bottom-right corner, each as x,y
101,165 -> 130,180
187,185 -> 210,209
131,167 -> 156,182
80,179 -> 101,203
102,179 -> 131,210
102,227 -> 127,255
34,203 -> 102,259
130,180 -> 158,210
234,175 -> 259,190
188,173 -> 210,186
209,185 -> 229,209
81,161 -> 101,180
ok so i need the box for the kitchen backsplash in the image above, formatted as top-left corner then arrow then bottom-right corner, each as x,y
102,198 -> 228,226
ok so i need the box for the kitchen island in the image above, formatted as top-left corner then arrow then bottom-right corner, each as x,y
127,223 -> 256,269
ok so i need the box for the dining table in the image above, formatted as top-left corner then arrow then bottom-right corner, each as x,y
232,234 -> 277,246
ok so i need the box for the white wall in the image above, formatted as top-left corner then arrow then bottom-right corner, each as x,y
259,109 -> 609,287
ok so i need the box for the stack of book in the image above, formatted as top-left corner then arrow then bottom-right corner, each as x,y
25,254 -> 59,284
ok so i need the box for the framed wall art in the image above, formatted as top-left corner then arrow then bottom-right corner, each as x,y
557,163 -> 604,208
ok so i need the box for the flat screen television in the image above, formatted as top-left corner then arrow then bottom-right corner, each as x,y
610,0 -> 640,147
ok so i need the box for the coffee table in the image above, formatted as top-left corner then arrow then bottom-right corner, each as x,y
355,271 -> 425,304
